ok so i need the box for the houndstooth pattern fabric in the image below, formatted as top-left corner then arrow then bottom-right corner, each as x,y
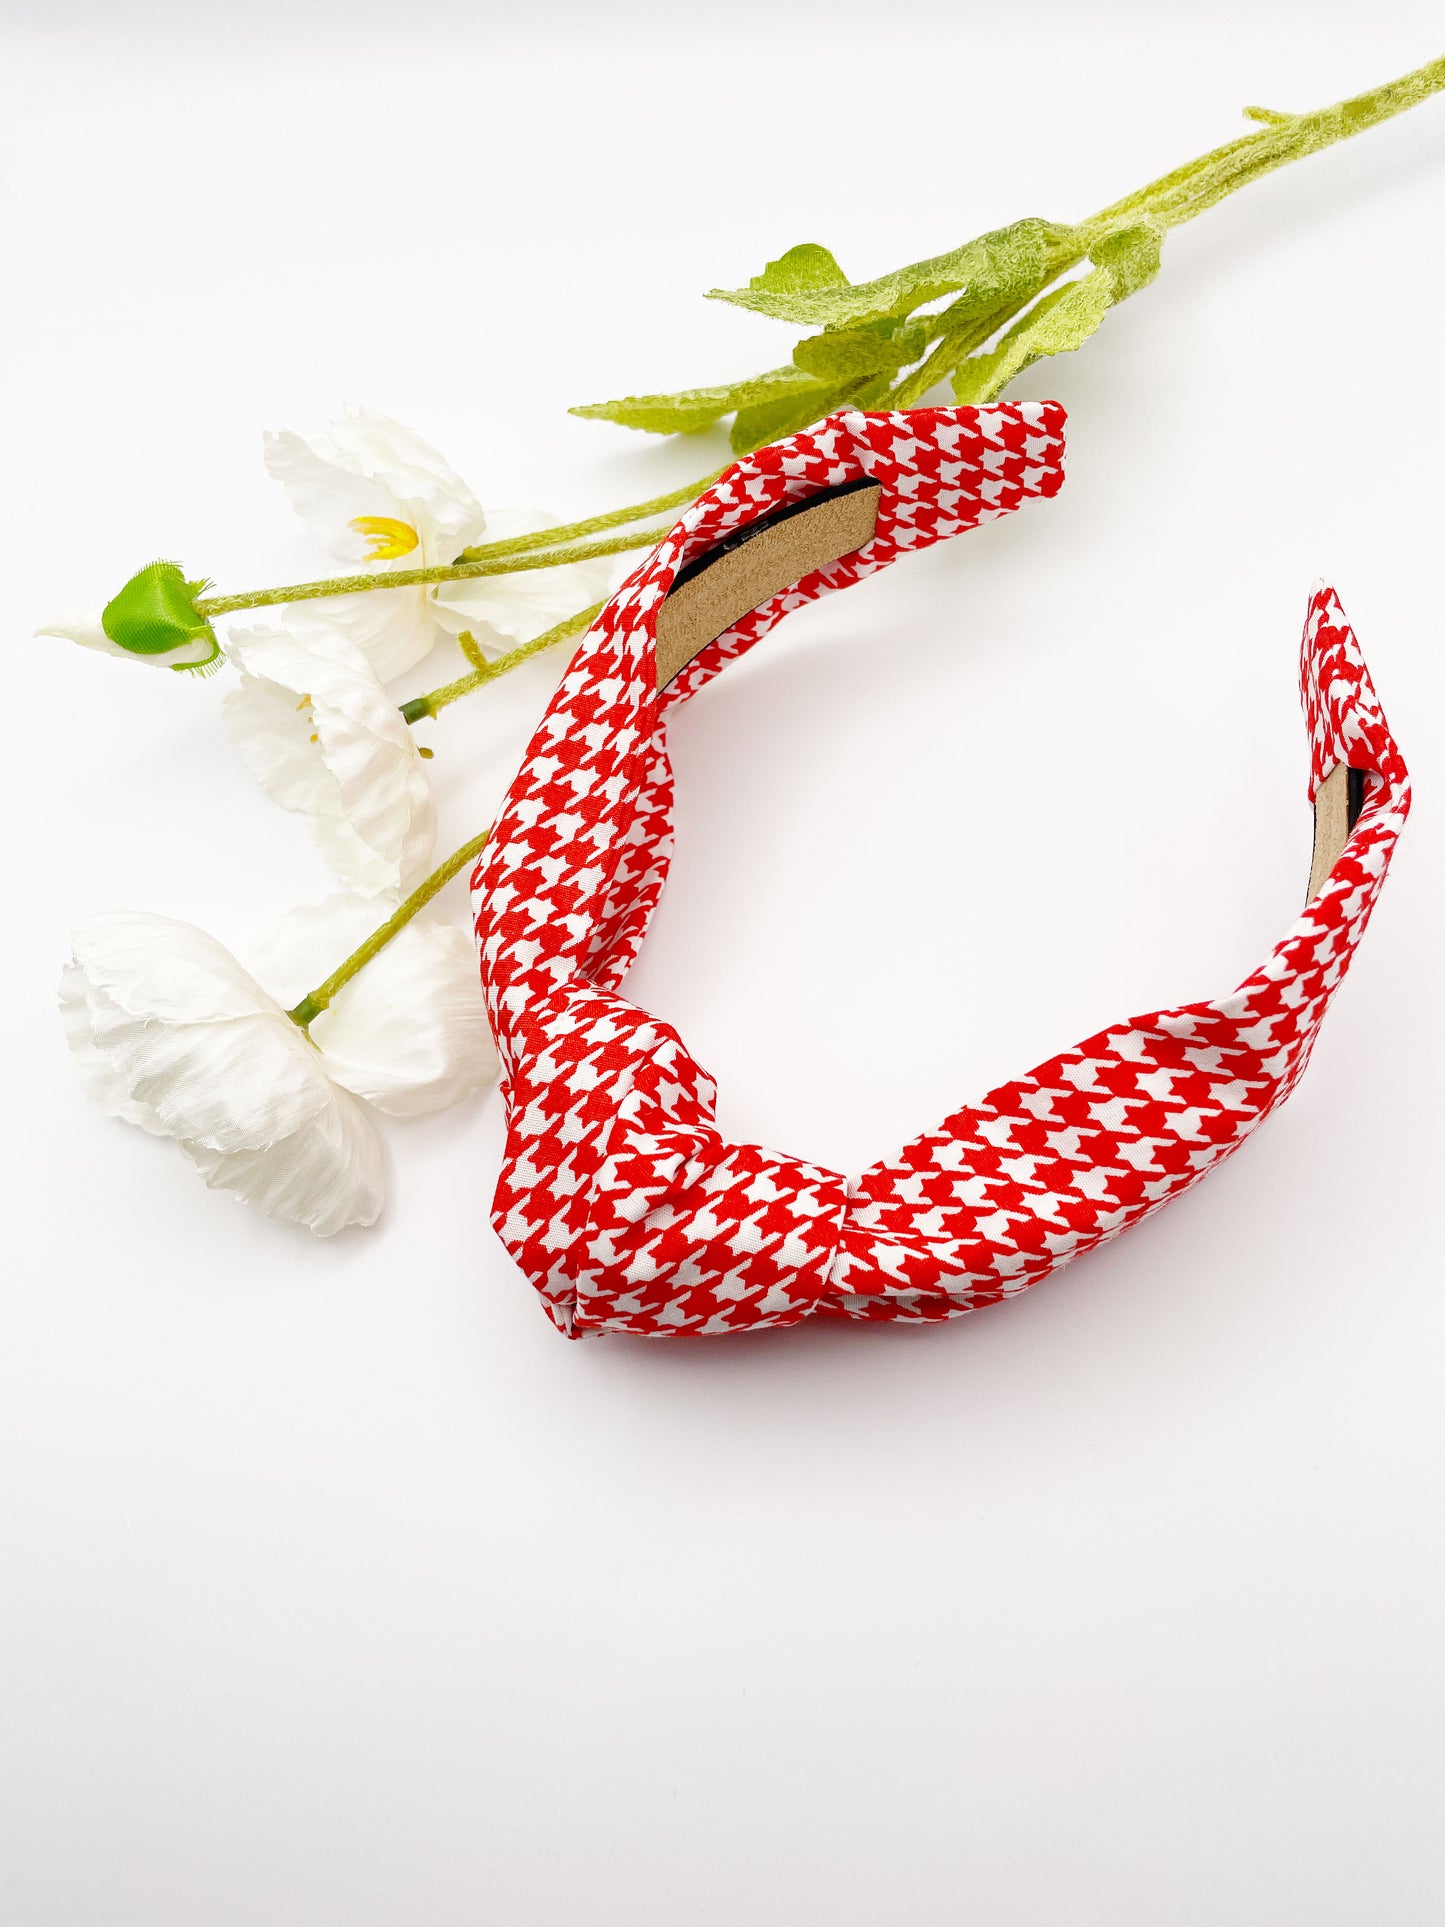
472,405 -> 1409,1338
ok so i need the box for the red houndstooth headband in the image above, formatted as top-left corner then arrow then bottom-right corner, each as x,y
472,404 -> 1409,1339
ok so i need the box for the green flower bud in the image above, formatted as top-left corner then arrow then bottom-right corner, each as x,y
100,561 -> 221,672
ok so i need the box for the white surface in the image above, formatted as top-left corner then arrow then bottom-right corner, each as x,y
4,6 -> 1445,1921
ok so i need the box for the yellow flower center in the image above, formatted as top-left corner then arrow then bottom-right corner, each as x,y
351,515 -> 421,562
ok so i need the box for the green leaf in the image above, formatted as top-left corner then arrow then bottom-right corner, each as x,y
950,219 -> 1165,405
102,560 -> 220,670
870,319 -> 931,359
746,242 -> 849,297
1089,217 -> 1164,299
569,365 -> 821,435
709,218 -> 1075,329
951,272 -> 1113,404
574,219 -> 1157,446
925,221 -> 1077,334
729,378 -> 852,454
792,330 -> 911,382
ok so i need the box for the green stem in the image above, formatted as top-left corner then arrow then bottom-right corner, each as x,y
1077,53 -> 1445,246
196,524 -> 672,619
400,599 -> 605,722
455,469 -> 725,563
287,831 -> 489,1029
888,53 -> 1445,410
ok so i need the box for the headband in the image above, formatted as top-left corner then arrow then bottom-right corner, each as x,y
472,404 -> 1409,1339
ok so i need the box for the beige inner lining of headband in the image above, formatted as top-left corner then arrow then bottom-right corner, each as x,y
655,481 -> 882,690
1307,762 -> 1363,902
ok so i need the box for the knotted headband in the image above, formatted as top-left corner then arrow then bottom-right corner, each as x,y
472,404 -> 1409,1339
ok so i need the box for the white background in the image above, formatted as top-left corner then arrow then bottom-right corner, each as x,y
4,4 -> 1444,1921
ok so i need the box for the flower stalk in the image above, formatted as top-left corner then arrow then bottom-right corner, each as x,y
400,600 -> 606,723
289,830 -> 489,1030
883,52 -> 1445,405
1077,53 -> 1445,244
196,525 -> 670,620
453,469 -> 725,564
947,56 -> 1445,301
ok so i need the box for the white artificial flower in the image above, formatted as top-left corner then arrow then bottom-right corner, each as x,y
62,912 -> 383,1235
223,613 -> 435,898
263,404 -> 613,681
61,899 -> 498,1235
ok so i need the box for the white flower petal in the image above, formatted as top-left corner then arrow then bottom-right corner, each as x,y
297,585 -> 443,685
430,507 -> 614,653
71,911 -> 285,1026
64,913 -> 333,1153
263,404 -> 487,567
36,611 -> 215,669
242,892 -> 392,1010
314,917 -> 498,1117
261,431 -> 410,564
182,1082 -> 384,1236
225,620 -> 436,897
38,611 -> 133,660
94,1004 -> 330,1155
309,806 -> 428,907
59,963 -> 165,1133
221,673 -> 336,816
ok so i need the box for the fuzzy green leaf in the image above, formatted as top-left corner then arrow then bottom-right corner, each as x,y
950,219 -> 1165,405
569,365 -> 821,435
746,242 -> 849,297
729,379 -> 853,454
710,218 -> 1074,329
792,329 -> 912,382
1089,217 -> 1165,298
926,221 -> 1077,334
872,319 -> 931,358
951,271 -> 1114,404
